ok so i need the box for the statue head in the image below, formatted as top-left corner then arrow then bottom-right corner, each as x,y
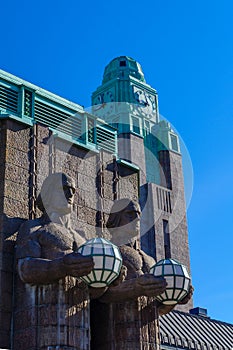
106,198 -> 141,246
36,173 -> 76,216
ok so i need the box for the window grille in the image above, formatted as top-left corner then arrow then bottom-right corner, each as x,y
34,99 -> 83,140
96,125 -> 117,154
156,186 -> 172,213
0,84 -> 18,114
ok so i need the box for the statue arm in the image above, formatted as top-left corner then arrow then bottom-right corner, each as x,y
18,256 -> 68,284
98,274 -> 167,303
18,253 -> 94,285
16,222 -> 94,285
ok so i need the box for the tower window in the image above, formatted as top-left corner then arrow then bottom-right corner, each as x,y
170,133 -> 179,152
131,116 -> 140,135
163,219 -> 171,259
120,60 -> 126,67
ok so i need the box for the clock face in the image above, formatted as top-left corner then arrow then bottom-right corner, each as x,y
93,90 -> 115,118
133,86 -> 156,117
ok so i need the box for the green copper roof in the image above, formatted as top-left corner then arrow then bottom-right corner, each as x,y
102,56 -> 145,84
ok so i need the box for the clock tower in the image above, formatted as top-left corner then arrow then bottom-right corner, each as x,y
91,56 -> 181,186
92,56 -> 160,184
92,57 -> 192,313
92,56 -> 159,124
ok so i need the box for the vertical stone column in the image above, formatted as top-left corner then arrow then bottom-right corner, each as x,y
13,277 -> 90,350
140,297 -> 160,350
90,297 -> 160,350
0,119 -> 30,349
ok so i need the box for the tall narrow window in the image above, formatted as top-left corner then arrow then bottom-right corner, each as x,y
170,133 -> 179,152
131,116 -> 140,134
163,219 -> 171,259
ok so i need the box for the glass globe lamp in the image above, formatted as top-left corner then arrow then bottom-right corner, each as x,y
150,258 -> 191,305
77,237 -> 122,288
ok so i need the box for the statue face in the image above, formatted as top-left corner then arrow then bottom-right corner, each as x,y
49,178 -> 75,215
39,174 -> 76,216
118,203 -> 141,238
107,199 -> 142,245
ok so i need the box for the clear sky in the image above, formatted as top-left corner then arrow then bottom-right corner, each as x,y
2,0 -> 233,324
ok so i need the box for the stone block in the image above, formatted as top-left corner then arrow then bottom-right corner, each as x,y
4,163 -> 29,186
0,290 -> 12,312
6,125 -> 30,152
77,173 -> 95,191
14,307 -> 37,330
0,329 -> 10,349
0,310 -> 11,331
0,270 -> 13,292
3,197 -> 28,219
5,147 -> 29,170
4,180 -> 28,203
77,206 -> 97,226
13,327 -> 37,350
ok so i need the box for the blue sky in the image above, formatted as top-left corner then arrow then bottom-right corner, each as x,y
2,0 -> 233,323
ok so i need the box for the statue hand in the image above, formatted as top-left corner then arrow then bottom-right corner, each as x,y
62,252 -> 94,278
137,274 -> 167,297
178,284 -> 194,305
111,265 -> 127,286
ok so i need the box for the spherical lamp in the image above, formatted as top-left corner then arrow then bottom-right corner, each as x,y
150,258 -> 191,305
77,237 -> 122,288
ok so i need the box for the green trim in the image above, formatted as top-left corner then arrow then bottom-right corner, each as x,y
117,158 -> 140,171
0,69 -> 84,113
0,112 -> 33,126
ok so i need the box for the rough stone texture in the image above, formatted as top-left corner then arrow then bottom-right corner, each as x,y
118,163 -> 139,202
0,119 -> 142,349
13,277 -> 90,350
90,297 -> 160,350
118,133 -> 147,185
0,117 -> 192,348
0,119 -> 31,349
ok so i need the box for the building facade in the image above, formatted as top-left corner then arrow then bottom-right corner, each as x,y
0,57 -> 193,349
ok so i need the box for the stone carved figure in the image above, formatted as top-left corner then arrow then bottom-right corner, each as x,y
100,198 -> 193,309
90,198 -> 193,349
14,174 -> 192,350
16,173 -> 94,284
14,173 -> 95,350
100,198 -> 168,303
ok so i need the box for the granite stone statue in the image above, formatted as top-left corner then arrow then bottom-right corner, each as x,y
90,198 -> 193,349
99,198 -> 193,312
14,174 -> 192,349
16,173 -> 94,284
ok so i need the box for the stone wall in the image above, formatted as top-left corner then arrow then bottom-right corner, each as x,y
0,119 -> 139,349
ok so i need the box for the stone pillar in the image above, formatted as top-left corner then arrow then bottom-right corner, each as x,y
0,119 -> 31,348
13,277 -> 90,350
90,297 -> 160,350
